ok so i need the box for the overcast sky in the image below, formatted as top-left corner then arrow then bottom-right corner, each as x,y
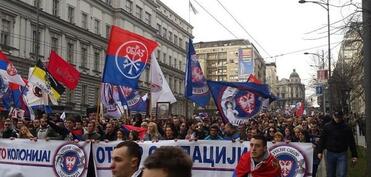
161,0 -> 361,96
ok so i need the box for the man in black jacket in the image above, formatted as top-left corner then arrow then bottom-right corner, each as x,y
318,111 -> 358,177
1,119 -> 17,138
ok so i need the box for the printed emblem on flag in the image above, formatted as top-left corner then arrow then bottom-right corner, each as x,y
270,145 -> 308,177
219,86 -> 262,125
54,144 -> 86,177
115,41 -> 149,79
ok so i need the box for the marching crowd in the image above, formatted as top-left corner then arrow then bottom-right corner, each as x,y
0,110 -> 361,177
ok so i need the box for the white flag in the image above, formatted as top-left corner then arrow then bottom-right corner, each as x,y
150,53 -> 176,107
60,112 -> 66,120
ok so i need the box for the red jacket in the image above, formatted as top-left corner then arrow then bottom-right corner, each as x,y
235,151 -> 281,177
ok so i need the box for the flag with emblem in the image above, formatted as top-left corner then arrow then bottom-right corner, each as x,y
28,60 -> 65,104
102,26 -> 158,88
0,51 -> 26,86
207,80 -> 274,125
185,39 -> 210,107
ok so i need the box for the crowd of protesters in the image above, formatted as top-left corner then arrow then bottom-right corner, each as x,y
0,110 -> 359,143
0,109 -> 361,177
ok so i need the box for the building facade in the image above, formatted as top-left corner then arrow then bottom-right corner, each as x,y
275,69 -> 305,108
333,22 -> 364,114
0,0 -> 193,116
265,62 -> 278,95
194,39 -> 266,82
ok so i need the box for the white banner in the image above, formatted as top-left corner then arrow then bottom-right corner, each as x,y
0,139 -> 91,177
0,140 -> 313,177
92,140 -> 313,177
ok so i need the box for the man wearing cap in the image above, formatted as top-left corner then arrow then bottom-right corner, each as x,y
318,111 -> 358,177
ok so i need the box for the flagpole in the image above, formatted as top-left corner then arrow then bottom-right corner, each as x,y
147,92 -> 151,117
95,84 -> 101,123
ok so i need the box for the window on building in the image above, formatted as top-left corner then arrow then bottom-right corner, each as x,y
94,19 -> 100,34
1,19 -> 11,47
169,56 -> 172,66
31,26 -> 40,55
162,27 -> 167,38
174,34 -> 178,45
68,6 -> 74,23
34,0 -> 42,8
105,0 -> 112,6
66,89 -> 74,103
179,38 -> 183,48
174,58 -> 177,69
51,36 -> 59,53
81,85 -> 87,105
168,31 -> 173,41
67,40 -> 74,64
135,5 -> 142,19
179,61 -> 182,70
157,24 -> 161,35
81,12 -> 88,29
162,53 -> 166,63
157,50 -> 161,60
144,12 -> 151,24
105,24 -> 110,38
94,49 -> 100,71
125,0 -> 133,13
81,45 -> 88,68
52,0 -> 59,16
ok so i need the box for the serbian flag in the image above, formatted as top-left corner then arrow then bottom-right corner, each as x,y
295,101 -> 305,117
0,51 -> 26,86
102,26 -> 158,88
207,80 -> 273,125
47,50 -> 80,90
185,39 -> 210,107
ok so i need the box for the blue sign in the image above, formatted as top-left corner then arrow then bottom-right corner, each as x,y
315,85 -> 323,95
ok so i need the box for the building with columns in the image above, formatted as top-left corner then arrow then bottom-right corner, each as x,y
275,69 -> 305,108
0,0 -> 193,116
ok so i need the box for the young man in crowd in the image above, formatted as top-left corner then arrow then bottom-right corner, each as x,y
234,135 -> 281,177
111,141 -> 143,177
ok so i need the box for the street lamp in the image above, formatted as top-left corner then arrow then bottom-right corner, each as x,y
304,51 -> 325,69
299,0 -> 331,112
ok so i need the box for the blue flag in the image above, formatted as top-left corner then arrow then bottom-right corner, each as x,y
207,80 -> 274,125
185,39 -> 210,107
101,83 -> 147,115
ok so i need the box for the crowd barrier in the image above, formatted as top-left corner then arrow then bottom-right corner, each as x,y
0,139 -> 313,177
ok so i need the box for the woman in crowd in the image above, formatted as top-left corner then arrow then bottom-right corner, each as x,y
18,125 -> 34,139
143,122 -> 162,141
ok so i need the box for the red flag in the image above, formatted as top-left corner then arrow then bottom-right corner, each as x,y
47,51 -> 80,89
295,101 -> 305,117
247,74 -> 261,84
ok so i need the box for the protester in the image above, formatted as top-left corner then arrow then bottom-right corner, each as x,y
318,111 -> 358,177
111,141 -> 143,177
142,146 -> 193,177
234,135 -> 281,177
1,118 -> 17,138
18,125 -> 34,139
204,124 -> 223,140
82,121 -> 101,140
143,122 -> 162,141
